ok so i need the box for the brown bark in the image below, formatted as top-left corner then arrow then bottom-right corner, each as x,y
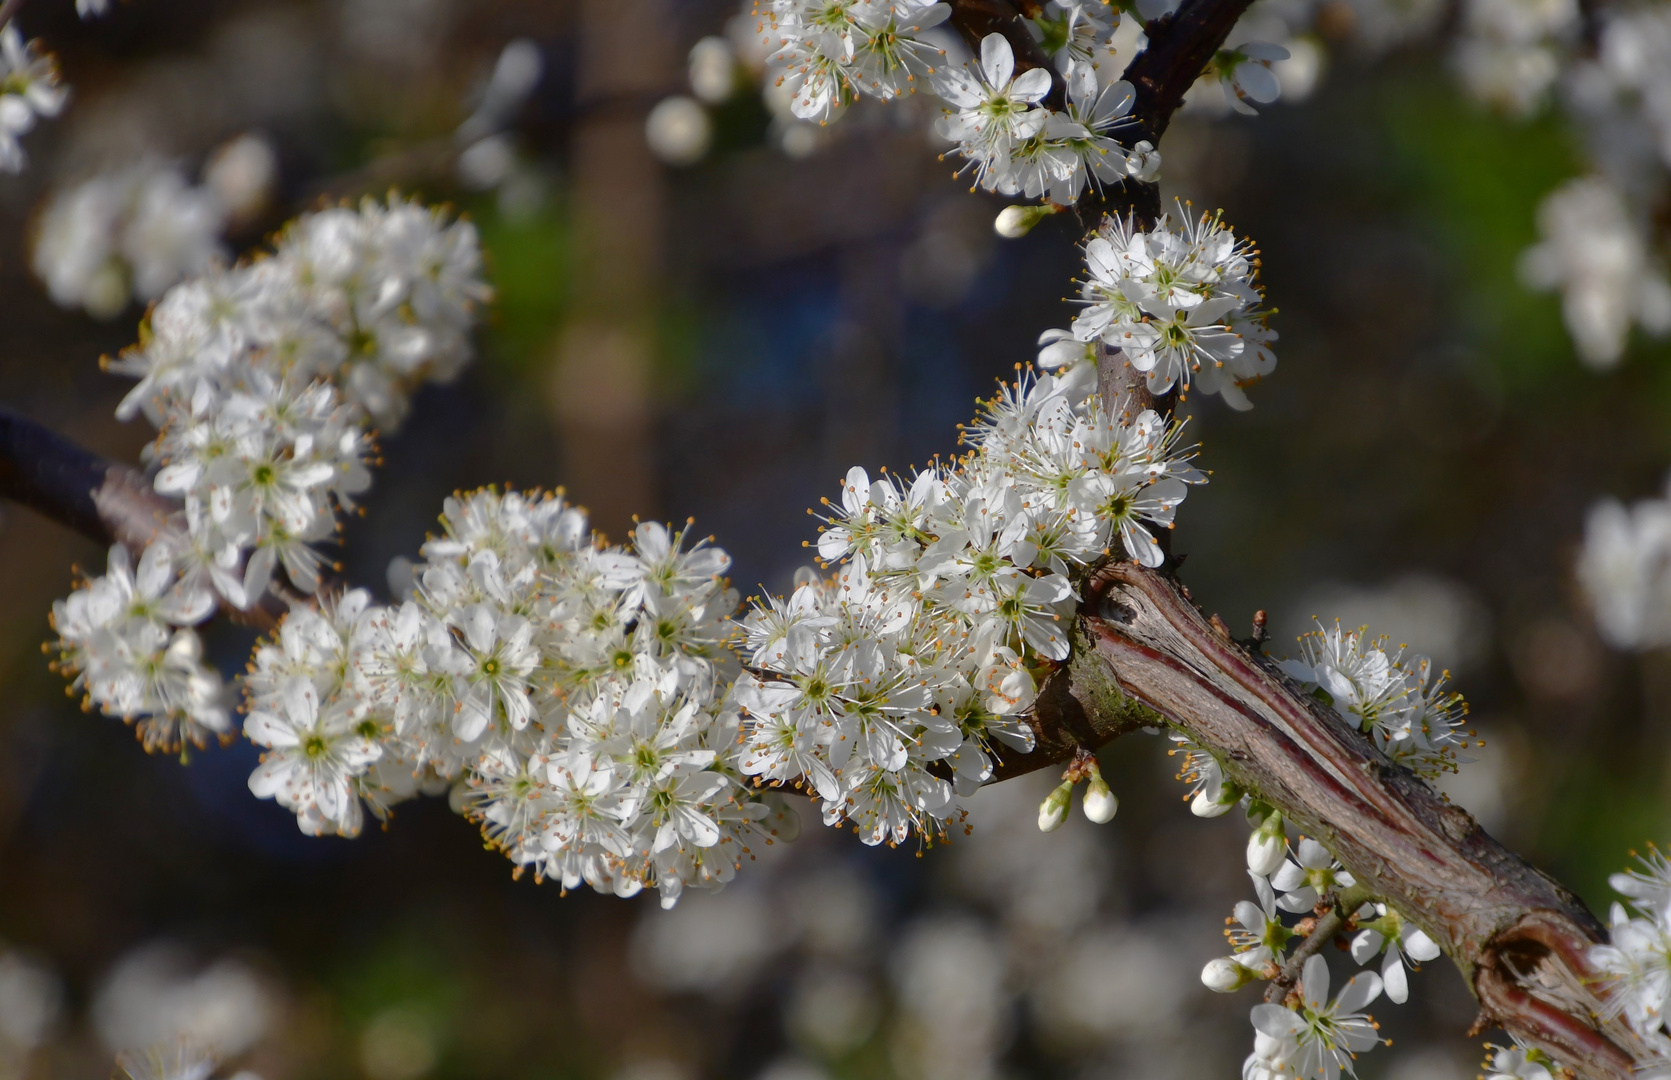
994,560 -> 1651,1078
0,407 -> 280,631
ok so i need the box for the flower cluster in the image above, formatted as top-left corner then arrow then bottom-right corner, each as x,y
756,0 -> 951,121
1196,796 -> 1436,1077
32,159 -> 227,320
1243,955 -> 1385,1080
1064,205 -> 1277,408
240,489 -> 791,908
0,22 -> 65,173
50,197 -> 488,748
935,34 -> 1157,202
1591,849 -> 1671,1055
48,544 -> 229,754
115,195 -> 488,433
110,196 -> 488,607
1278,621 -> 1472,780
751,0 -> 1167,202
1450,0 -> 1578,114
734,368 -> 1203,845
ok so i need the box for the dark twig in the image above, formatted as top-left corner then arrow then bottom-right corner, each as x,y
1122,0 -> 1255,147
0,407 -> 282,630
0,0 -> 27,30
1264,894 -> 1354,1003
0,406 -> 177,552
1080,0 -> 1258,224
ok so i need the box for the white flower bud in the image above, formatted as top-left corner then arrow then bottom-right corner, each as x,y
1247,812 -> 1288,876
1038,779 -> 1074,832
1201,957 -> 1255,993
993,203 -> 1059,239
995,206 -> 1033,238
1082,775 -> 1118,823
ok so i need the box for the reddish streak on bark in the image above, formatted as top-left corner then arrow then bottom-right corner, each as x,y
1069,561 -> 1645,1078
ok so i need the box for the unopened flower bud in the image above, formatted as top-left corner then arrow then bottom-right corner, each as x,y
1038,779 -> 1074,832
1083,772 -> 1118,823
1247,811 -> 1287,876
994,203 -> 1058,239
1201,956 -> 1256,993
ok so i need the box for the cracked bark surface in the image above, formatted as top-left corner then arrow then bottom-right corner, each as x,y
994,559 -> 1648,1078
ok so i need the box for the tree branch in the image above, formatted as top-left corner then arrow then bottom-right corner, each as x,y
1121,0 -> 1252,148
1031,560 -> 1650,1078
1264,903 -> 1348,1004
0,0 -> 28,31
1080,0 -> 1257,223
0,406 -> 179,553
0,406 -> 281,630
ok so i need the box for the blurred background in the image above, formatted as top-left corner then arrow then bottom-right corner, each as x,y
0,0 -> 1666,1078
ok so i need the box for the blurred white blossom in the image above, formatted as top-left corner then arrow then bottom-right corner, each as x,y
1520,176 -> 1671,369
1578,478 -> 1671,649
94,945 -> 271,1058
0,23 -> 66,172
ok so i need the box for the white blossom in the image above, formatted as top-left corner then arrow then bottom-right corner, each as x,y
758,0 -> 950,121
934,34 -> 1053,191
1244,955 -> 1384,1080
1578,482 -> 1671,650
1482,1042 -> 1560,1080
1347,902 -> 1441,1004
1450,0 -> 1578,114
1219,42 -> 1292,114
1280,621 -> 1471,779
0,23 -> 65,173
1519,176 -> 1671,369
1072,204 -> 1277,407
1592,855 -> 1671,1039
1271,837 -> 1357,913
50,545 -> 229,754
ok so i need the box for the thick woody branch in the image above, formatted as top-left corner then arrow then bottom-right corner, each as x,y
1022,560 -> 1650,1078
0,407 -> 281,630
1087,0 -> 1257,222
990,618 -> 1161,782
0,406 -> 179,553
1121,0 -> 1254,147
